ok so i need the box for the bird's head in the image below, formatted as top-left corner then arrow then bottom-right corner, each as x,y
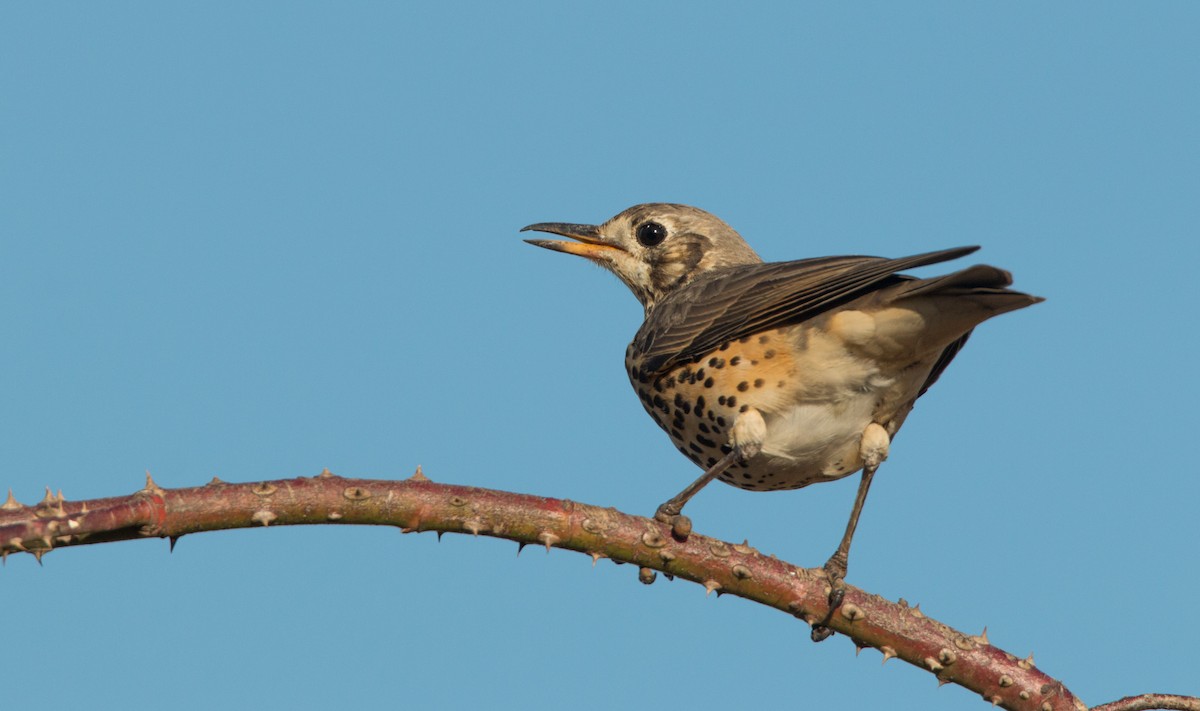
523,203 -> 762,310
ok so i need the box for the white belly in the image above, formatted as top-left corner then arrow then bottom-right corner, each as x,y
763,395 -> 877,462
756,391 -> 878,485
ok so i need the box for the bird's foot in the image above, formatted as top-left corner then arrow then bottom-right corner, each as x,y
811,555 -> 848,643
653,504 -> 693,541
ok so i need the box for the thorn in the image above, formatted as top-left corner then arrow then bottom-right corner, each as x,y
1,489 -> 20,511
81,501 -> 89,513
708,539 -> 731,559
33,490 -> 63,519
854,642 -> 865,656
537,531 -> 560,552
1,550 -> 7,565
670,514 -> 692,540
1019,652 -> 1035,669
938,678 -> 950,687
989,695 -> 1002,706
840,603 -> 865,621
973,626 -> 990,645
33,549 -> 45,565
703,580 -> 721,596
911,603 -> 924,618
342,486 -> 371,501
924,657 -> 944,673
409,465 -> 429,482
436,531 -> 444,542
641,529 -> 667,548
169,536 -> 180,552
516,542 -> 526,556
589,552 -> 604,566
880,646 -> 896,664
207,476 -> 225,486
252,510 -> 277,527
142,471 -> 165,496
316,468 -> 334,479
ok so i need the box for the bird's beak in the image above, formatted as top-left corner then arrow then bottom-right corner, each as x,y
521,222 -> 623,260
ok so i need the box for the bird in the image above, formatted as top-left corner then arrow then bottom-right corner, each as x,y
523,203 -> 1041,636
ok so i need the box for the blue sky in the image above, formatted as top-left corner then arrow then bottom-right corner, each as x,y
2,3 -> 1197,709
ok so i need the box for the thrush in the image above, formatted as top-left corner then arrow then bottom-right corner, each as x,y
523,203 -> 1041,633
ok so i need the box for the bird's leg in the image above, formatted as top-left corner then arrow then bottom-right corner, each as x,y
654,450 -> 737,527
655,408 -> 767,539
812,422 -> 890,643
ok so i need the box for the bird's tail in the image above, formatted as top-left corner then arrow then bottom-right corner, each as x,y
894,263 -> 1044,317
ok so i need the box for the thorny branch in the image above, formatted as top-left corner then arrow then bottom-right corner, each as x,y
1090,697 -> 1200,711
1,469 -> 1194,711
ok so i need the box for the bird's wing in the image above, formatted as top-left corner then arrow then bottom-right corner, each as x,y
632,246 -> 981,375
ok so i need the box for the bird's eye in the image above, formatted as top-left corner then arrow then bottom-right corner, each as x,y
636,221 -> 667,247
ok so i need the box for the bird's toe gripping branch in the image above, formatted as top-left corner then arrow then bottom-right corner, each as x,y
654,407 -> 768,540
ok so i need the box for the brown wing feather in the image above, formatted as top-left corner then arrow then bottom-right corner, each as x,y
919,332 -> 971,398
632,246 -> 981,375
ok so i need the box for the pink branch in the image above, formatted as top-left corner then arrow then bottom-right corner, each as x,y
2,470 -> 1193,711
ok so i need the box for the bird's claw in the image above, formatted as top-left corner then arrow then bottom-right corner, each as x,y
653,504 -> 692,541
668,514 -> 692,539
654,503 -> 679,523
811,557 -> 849,643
